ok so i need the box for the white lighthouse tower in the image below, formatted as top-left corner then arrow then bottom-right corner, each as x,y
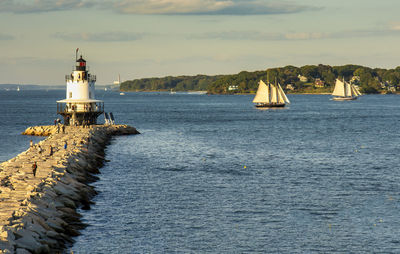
57,49 -> 104,126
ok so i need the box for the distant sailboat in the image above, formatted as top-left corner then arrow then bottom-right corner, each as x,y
114,74 -> 124,95
113,74 -> 121,86
170,89 -> 176,94
17,86 -> 20,92
331,78 -> 361,101
253,80 -> 290,108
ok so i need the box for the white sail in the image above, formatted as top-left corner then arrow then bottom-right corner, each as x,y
275,85 -> 285,104
345,81 -> 353,97
253,80 -> 290,106
270,83 -> 278,103
277,85 -> 285,103
352,85 -> 362,96
253,80 -> 270,103
332,78 -> 362,99
332,79 -> 346,97
277,83 -> 290,104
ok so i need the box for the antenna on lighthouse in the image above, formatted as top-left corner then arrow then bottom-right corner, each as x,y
75,48 -> 79,61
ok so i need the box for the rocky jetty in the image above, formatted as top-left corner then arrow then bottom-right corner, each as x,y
0,125 -> 139,253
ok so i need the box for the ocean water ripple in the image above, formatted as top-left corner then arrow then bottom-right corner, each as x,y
1,91 -> 400,253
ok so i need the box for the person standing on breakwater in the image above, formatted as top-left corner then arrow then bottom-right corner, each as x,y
30,140 -> 33,148
57,124 -> 60,133
37,144 -> 42,154
49,145 -> 53,156
62,124 -> 65,134
32,162 -> 37,177
64,141 -> 67,150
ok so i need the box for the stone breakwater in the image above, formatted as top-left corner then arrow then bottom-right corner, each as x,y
0,125 -> 139,253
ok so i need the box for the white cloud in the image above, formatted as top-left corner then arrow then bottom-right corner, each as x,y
114,0 -> 233,14
284,32 -> 328,40
189,31 -> 282,40
188,27 -> 400,41
0,0 -> 90,13
188,31 -> 331,41
0,0 -> 319,15
113,0 -> 319,15
53,32 -> 144,42
0,33 -> 14,40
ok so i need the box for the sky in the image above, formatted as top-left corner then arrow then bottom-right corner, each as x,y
1,0 -> 400,85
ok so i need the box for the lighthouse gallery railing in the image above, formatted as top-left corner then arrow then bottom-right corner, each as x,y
65,74 -> 97,83
57,102 -> 104,114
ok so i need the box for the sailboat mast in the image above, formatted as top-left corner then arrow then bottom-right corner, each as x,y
268,83 -> 271,103
275,78 -> 280,103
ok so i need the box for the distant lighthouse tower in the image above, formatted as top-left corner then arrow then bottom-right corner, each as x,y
57,49 -> 104,126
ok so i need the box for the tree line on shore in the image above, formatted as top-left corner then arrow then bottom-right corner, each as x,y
120,64 -> 400,94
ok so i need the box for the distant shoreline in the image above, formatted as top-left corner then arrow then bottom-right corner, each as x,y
120,90 -> 397,95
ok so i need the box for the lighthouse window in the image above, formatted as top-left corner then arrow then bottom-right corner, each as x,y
69,92 -> 72,98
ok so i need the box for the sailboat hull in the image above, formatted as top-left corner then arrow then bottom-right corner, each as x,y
332,97 -> 357,101
255,103 -> 286,108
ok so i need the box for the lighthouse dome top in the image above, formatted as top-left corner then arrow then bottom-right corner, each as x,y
76,55 -> 86,63
76,55 -> 87,71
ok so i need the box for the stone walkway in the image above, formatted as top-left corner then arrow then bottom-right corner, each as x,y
0,127 -> 89,226
0,125 -> 139,253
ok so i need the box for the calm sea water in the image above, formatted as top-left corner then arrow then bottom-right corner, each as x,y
1,89 -> 400,253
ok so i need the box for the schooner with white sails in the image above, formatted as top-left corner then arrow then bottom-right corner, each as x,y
331,78 -> 362,101
253,80 -> 290,108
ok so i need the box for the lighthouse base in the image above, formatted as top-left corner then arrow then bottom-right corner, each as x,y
57,102 -> 104,126
59,111 -> 103,126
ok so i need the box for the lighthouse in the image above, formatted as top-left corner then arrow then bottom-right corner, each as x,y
57,49 -> 104,126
